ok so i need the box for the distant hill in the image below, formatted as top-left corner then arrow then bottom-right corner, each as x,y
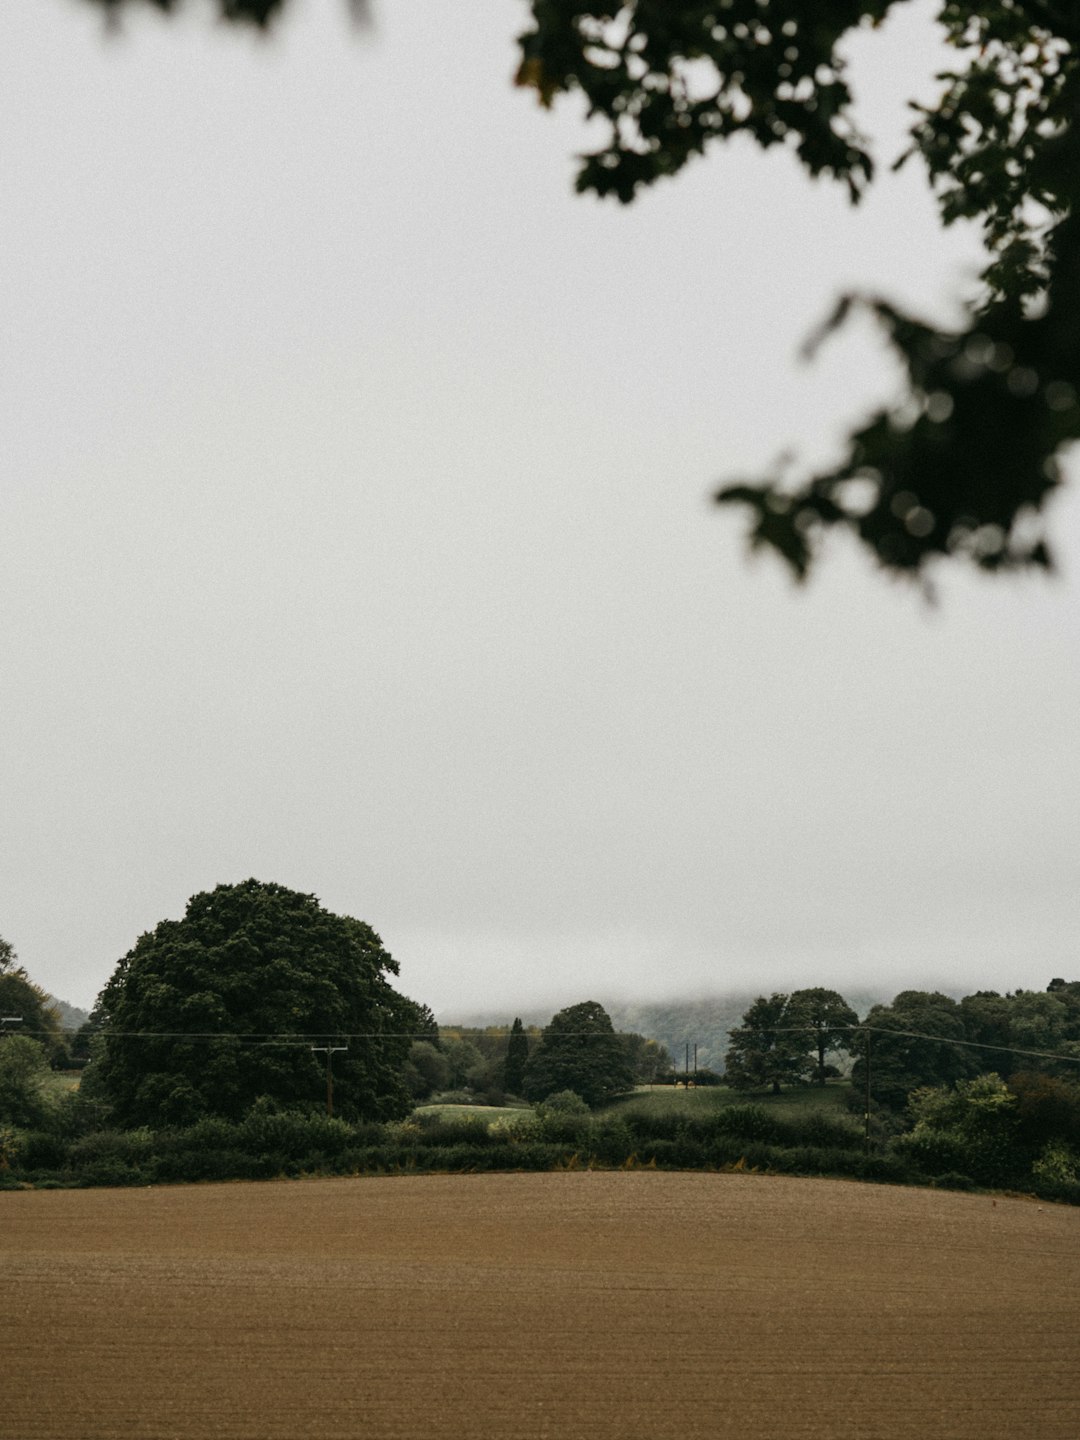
47,996 -> 90,1033
441,987 -> 905,1074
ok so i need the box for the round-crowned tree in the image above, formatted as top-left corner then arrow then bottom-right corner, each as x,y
522,1000 -> 635,1109
92,880 -> 423,1126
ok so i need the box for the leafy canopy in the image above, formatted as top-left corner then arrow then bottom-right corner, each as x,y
0,1034 -> 54,1128
93,879 -> 423,1126
515,0 -> 1080,584
523,999 -> 636,1107
78,0 -> 1080,586
724,992 -> 810,1093
786,987 -> 860,1085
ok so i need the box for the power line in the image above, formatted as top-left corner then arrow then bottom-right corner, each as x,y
16,1020 -> 1080,1068
752,1023 -> 1080,1068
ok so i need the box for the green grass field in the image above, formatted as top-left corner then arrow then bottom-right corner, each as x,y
412,1102 -> 531,1124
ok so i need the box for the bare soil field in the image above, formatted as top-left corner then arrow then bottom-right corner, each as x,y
3,1172 -> 1078,1439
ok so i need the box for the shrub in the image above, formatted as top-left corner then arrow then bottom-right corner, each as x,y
14,1130 -> 69,1172
586,1119 -> 634,1165
74,1159 -> 151,1188
1031,1140 -> 1080,1199
794,1111 -> 864,1151
68,1128 -> 156,1169
930,1171 -> 977,1191
0,1125 -> 21,1171
534,1091 -> 592,1143
621,1107 -> 684,1143
712,1105 -> 785,1143
413,1116 -> 496,1148
237,1106 -> 353,1160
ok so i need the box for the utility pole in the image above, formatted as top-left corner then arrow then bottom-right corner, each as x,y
863,1030 -> 872,1154
311,1043 -> 347,1118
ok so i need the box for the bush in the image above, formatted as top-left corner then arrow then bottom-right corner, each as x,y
621,1107 -> 684,1143
794,1111 -> 864,1151
68,1128 -> 156,1169
74,1159 -> 151,1188
930,1171 -> 977,1191
0,1124 -> 21,1171
1031,1140 -> 1080,1200
586,1119 -> 635,1165
14,1130 -> 69,1172
535,1092 -> 592,1143
712,1105 -> 786,1144
237,1106 -> 353,1161
412,1115 -> 496,1148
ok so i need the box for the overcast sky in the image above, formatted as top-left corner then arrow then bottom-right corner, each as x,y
3,0 -> 1078,1019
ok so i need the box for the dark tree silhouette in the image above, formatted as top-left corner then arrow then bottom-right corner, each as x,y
725,993 -> 808,1094
787,988 -> 859,1087
504,1016 -> 529,1095
93,879 -> 422,1126
523,1000 -> 635,1108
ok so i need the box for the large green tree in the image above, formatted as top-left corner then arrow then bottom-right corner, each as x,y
851,989 -> 980,1111
786,987 -> 859,1086
522,1000 -> 635,1107
92,879 -> 422,1126
724,993 -> 809,1093
77,0 -> 1080,586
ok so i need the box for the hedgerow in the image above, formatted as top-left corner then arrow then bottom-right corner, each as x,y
0,1100 -> 1071,1200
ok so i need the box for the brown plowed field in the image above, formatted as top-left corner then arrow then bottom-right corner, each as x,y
3,1172 -> 1078,1439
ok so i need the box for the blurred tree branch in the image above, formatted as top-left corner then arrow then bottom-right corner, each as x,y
78,0 -> 1080,583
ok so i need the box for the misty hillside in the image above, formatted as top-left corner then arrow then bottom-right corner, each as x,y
47,997 -> 90,1033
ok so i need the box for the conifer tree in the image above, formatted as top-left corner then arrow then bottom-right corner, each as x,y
504,1017 -> 528,1096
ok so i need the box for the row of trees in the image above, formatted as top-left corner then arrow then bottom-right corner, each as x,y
724,982 -> 1080,1117
406,1005 -> 670,1109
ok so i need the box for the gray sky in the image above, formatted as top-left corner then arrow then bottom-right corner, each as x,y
3,0 -> 1078,1018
